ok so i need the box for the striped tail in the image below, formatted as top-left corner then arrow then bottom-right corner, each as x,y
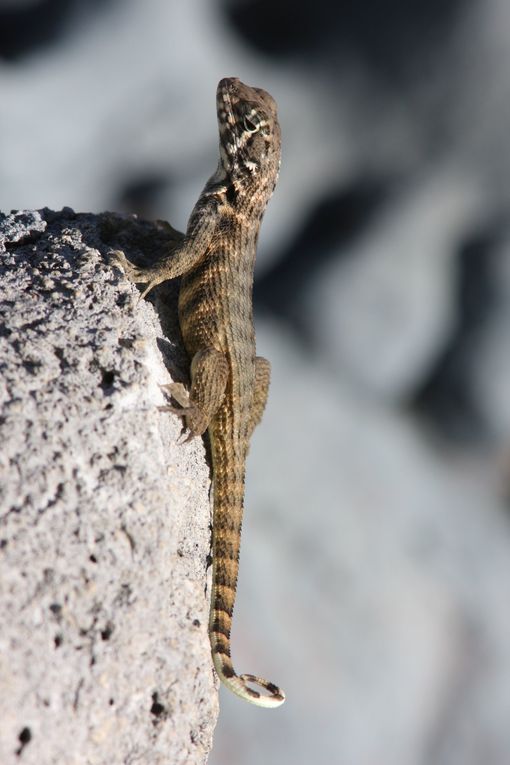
208,429 -> 285,708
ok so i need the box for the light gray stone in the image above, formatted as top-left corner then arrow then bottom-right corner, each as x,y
0,209 -> 218,765
304,171 -> 482,400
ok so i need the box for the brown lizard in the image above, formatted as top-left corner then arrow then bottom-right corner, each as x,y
112,77 -> 284,708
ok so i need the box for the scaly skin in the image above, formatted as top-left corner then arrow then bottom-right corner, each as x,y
112,78 -> 284,707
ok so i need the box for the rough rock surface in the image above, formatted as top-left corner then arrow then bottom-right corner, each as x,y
0,209 -> 218,765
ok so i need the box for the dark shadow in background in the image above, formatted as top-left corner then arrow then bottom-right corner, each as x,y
255,178 -> 388,335
0,0 -> 113,62
412,225 -> 504,443
223,0 -> 466,84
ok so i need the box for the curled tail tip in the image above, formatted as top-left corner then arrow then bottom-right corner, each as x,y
214,655 -> 285,707
239,673 -> 286,708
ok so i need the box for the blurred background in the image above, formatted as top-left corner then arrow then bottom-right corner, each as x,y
2,0 -> 510,762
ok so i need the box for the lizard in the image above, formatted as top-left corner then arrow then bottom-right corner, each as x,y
111,77 -> 285,708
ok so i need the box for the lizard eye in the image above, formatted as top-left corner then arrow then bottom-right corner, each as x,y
243,113 -> 260,133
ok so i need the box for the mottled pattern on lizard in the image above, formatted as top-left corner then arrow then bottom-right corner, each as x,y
112,78 -> 284,708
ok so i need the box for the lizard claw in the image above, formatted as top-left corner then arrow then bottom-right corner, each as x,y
158,404 -> 192,416
158,404 -> 197,443
159,384 -> 205,440
160,382 -> 190,408
182,429 -> 197,444
109,249 -> 153,291
159,383 -> 191,418
109,249 -> 134,277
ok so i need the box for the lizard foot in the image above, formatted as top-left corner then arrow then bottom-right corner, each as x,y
109,249 -> 152,284
160,383 -> 207,439
160,382 -> 190,408
110,249 -> 165,300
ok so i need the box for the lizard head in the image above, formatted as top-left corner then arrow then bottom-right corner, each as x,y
216,77 -> 281,204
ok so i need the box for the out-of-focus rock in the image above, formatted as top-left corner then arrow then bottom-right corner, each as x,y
305,173 -> 480,399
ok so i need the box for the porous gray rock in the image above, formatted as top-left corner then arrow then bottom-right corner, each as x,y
0,209 -> 218,765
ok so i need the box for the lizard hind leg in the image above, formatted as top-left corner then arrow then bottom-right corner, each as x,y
161,348 -> 228,438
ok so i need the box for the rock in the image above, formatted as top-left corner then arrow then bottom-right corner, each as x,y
304,171 -> 481,400
0,209 -> 218,765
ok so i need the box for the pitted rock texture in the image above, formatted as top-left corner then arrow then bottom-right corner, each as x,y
0,208 -> 218,765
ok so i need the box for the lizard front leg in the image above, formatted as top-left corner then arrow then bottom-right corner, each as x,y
161,348 -> 228,438
110,196 -> 221,298
111,240 -> 206,300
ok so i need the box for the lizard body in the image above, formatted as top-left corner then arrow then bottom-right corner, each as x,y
113,78 -> 284,708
